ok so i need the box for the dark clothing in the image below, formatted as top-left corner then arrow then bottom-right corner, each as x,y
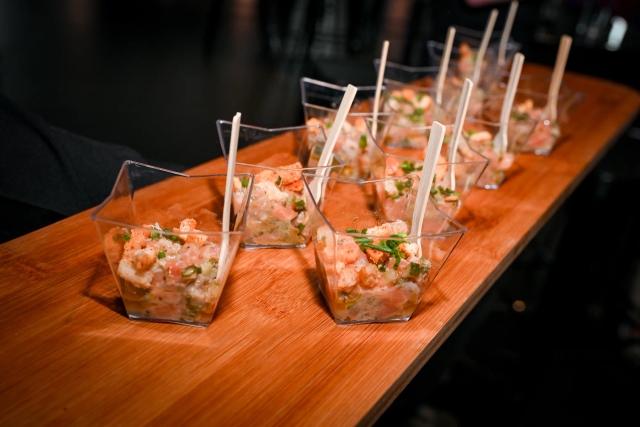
0,95 -> 184,243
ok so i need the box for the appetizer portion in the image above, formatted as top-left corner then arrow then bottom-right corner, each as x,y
365,118 -> 489,217
381,155 -> 459,208
300,78 -> 387,180
233,162 -> 310,247
305,116 -> 373,180
512,98 -> 558,154
216,120 -> 342,248
463,129 -> 513,189
382,87 -> 437,129
314,220 -> 432,323
303,174 -> 467,325
91,161 -> 251,327
458,116 -> 535,189
105,219 -> 225,326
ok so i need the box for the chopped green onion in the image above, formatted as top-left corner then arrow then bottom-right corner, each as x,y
275,176 -> 282,187
409,113 -> 422,123
438,186 -> 460,197
512,111 -> 528,121
162,228 -> 181,243
181,265 -> 202,278
240,176 -> 250,188
400,160 -> 416,174
122,232 -> 131,242
358,134 -> 367,149
409,262 -> 421,277
297,223 -> 305,234
361,243 -> 394,254
390,233 -> 408,238
354,237 -> 373,244
157,250 -> 166,259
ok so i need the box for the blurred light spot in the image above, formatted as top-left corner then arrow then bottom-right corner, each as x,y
512,300 -> 526,312
605,16 -> 627,51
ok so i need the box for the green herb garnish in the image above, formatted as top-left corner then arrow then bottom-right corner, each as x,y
409,262 -> 421,277
240,176 -> 250,188
358,134 -> 367,149
157,250 -> 166,259
512,111 -> 528,121
182,265 -> 202,278
162,228 -> 181,243
353,230 -> 409,269
275,176 -> 282,187
438,186 -> 460,197
400,160 -> 417,174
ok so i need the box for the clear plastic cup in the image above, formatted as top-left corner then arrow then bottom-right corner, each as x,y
490,73 -> 586,155
302,173 -> 467,325
427,25 -> 522,78
91,161 -> 253,327
365,117 -> 489,218
373,59 -> 456,129
217,120 -> 344,249
300,77 -> 396,180
460,115 -> 536,189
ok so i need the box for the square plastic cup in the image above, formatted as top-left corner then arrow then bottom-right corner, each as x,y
372,59 -> 456,131
90,161 -> 253,327
366,112 -> 456,150
302,173 -> 467,325
427,25 -> 522,79
436,86 -> 539,179
460,115 -> 536,189
300,77 -> 396,180
365,117 -> 489,218
490,73 -> 586,155
300,77 -> 380,113
217,120 -> 344,249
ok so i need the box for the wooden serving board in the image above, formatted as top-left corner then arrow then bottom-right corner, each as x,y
1,63 -> 639,427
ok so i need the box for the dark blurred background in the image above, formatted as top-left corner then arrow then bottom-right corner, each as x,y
1,0 -> 638,169
1,1 -> 639,425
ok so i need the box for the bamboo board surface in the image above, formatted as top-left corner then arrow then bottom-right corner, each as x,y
1,63 -> 639,427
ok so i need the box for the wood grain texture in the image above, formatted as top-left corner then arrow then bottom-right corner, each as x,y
1,63 -> 639,427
